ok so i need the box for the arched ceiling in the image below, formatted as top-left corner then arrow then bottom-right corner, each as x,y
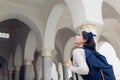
55,28 -> 76,54
0,19 -> 30,61
98,19 -> 120,58
2,0 -> 64,10
56,8 -> 73,30
2,0 -> 120,30
2,0 -> 120,20
2,0 -> 65,32
102,2 -> 120,20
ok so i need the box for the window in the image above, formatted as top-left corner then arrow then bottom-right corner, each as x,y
0,32 -> 10,38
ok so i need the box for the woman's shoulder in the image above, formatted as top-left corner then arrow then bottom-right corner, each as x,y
72,48 -> 85,57
73,48 -> 84,53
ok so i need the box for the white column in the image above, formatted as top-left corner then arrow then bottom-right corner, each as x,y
8,70 -> 13,80
62,62 -> 69,80
24,60 -> 34,80
42,49 -> 52,80
14,66 -> 20,80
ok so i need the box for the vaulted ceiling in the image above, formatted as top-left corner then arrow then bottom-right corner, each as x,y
3,0 -> 64,10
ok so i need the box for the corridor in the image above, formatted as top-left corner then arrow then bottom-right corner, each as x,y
0,0 -> 120,80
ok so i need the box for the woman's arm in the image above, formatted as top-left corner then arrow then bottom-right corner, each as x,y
67,49 -> 89,75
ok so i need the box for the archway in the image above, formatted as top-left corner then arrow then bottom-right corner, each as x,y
98,42 -> 120,79
0,14 -> 42,79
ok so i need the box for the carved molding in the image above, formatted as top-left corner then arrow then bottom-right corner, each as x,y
42,49 -> 52,57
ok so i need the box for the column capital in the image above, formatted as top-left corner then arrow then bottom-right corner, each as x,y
24,60 -> 32,66
78,24 -> 97,34
8,67 -> 14,73
62,61 -> 68,67
42,49 -> 52,57
14,66 -> 20,70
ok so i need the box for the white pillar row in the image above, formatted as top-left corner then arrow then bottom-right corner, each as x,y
65,0 -> 104,29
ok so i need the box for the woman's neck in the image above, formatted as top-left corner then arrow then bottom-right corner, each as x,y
76,44 -> 84,48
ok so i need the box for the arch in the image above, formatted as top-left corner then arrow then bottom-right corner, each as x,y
64,37 -> 75,61
98,19 -> 120,58
103,0 -> 120,15
98,36 -> 109,49
54,27 -> 76,62
102,1 -> 120,20
24,31 -> 37,61
55,43 -> 63,61
44,4 -> 66,49
65,0 -> 103,28
98,42 -> 120,78
14,44 -> 22,67
98,35 -> 120,58
98,42 -> 117,59
0,13 -> 42,51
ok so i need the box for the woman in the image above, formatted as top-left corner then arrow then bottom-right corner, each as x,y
66,31 -> 96,79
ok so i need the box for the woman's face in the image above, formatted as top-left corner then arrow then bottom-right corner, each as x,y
74,32 -> 85,45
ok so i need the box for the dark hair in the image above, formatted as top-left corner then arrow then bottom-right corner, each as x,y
82,31 -> 96,51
